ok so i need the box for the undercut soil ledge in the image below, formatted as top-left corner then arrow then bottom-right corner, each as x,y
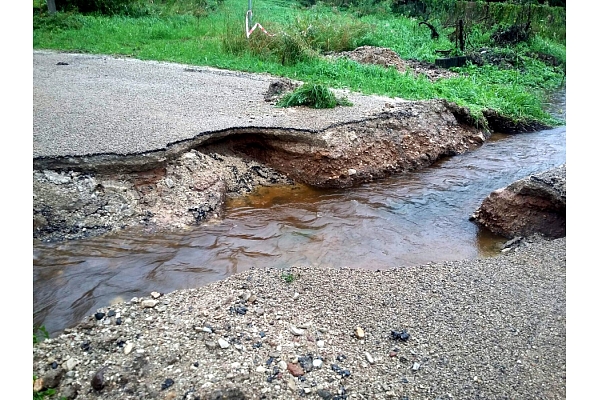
34,99 -> 489,242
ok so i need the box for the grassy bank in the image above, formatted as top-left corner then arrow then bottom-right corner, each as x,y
33,0 -> 566,127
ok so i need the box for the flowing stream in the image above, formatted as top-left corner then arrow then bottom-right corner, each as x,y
33,89 -> 566,338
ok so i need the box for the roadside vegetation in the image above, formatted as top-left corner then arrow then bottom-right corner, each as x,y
33,0 -> 565,127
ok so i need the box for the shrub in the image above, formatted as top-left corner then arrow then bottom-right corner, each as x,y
54,0 -> 148,16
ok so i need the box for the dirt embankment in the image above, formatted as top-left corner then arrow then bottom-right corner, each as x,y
33,97 -> 487,242
34,46 -> 550,243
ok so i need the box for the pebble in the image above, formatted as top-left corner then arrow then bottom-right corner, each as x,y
365,352 -> 375,364
218,338 -> 230,349
312,359 -> 323,368
141,299 -> 159,308
151,291 -> 161,299
124,343 -> 134,355
412,362 -> 421,371
289,325 -> 305,336
317,340 -> 325,348
287,362 -> 305,377
256,366 -> 267,373
205,341 -> 217,350
355,326 -> 365,339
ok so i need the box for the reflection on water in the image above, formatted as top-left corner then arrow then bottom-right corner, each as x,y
34,113 -> 566,338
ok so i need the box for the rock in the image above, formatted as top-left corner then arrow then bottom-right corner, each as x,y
317,389 -> 333,399
348,168 -> 357,176
256,366 -> 267,373
365,352 -> 375,364
218,338 -> 230,349
94,312 -> 105,320
150,291 -> 161,299
60,383 -> 80,400
412,362 -> 421,371
141,299 -> 159,308
161,378 -> 175,390
65,358 -> 78,371
278,360 -> 288,370
124,342 -> 134,355
33,378 -> 44,392
205,341 -> 217,350
91,367 -> 107,391
471,164 -> 566,238
391,329 -> 410,342
312,359 -> 323,369
355,326 -> 365,339
289,325 -> 305,336
317,340 -> 325,348
287,362 -> 305,377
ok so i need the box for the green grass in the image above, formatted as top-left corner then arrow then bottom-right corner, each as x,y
32,0 -> 566,127
277,83 -> 352,108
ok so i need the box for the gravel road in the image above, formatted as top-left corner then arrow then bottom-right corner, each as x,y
33,235 -> 565,400
33,50 -> 404,158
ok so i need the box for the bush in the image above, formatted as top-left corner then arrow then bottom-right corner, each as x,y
54,0 -> 147,16
276,83 -> 352,109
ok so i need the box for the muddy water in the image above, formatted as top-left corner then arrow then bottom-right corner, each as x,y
34,94 -> 566,337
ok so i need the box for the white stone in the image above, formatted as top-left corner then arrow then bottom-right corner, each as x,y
141,299 -> 158,308
348,168 -> 357,176
289,325 -> 305,336
317,340 -> 325,348
278,360 -> 288,370
218,338 -> 230,349
256,366 -> 267,373
65,358 -> 78,371
312,359 -> 323,368
124,343 -> 134,355
150,291 -> 161,299
365,352 -> 375,364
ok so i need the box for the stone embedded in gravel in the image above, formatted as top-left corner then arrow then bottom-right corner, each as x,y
107,310 -> 116,317
91,367 -> 106,391
141,299 -> 159,308
290,325 -> 305,336
123,342 -> 134,355
94,312 -> 105,320
65,358 -> 78,371
317,389 -> 334,399
42,367 -> 65,389
151,291 -> 161,299
391,329 -> 410,342
161,378 -> 175,390
205,341 -> 217,350
218,338 -> 230,349
412,362 -> 421,371
312,358 -> 323,369
287,362 -> 305,377
355,326 -> 365,339
365,352 -> 375,364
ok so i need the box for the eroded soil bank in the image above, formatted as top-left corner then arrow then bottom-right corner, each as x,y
33,99 -> 488,242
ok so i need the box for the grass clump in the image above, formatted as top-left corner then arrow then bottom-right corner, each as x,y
277,83 -> 352,109
281,271 -> 296,283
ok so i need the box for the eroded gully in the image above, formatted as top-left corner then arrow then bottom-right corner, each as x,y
34,89 -> 566,338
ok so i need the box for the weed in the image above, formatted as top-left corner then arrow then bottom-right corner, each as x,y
277,83 -> 352,109
33,325 -> 50,345
281,271 -> 296,283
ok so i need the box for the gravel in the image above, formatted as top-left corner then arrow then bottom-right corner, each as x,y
33,234 -> 565,399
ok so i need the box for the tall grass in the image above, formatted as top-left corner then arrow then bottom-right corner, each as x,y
32,0 -> 565,126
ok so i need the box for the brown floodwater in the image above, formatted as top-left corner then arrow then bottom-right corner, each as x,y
34,91 -> 566,337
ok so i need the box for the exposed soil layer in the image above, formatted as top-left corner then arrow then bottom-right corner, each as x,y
33,98 -> 488,242
470,164 -> 566,238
